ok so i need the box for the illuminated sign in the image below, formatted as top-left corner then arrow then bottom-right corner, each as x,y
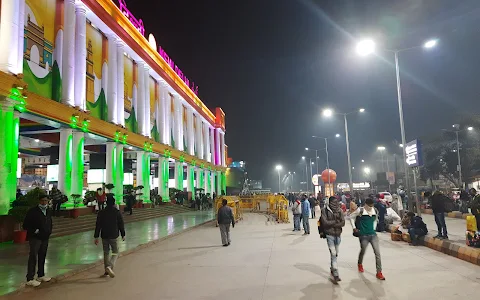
405,140 -> 423,167
312,174 -> 321,186
116,1 -> 199,96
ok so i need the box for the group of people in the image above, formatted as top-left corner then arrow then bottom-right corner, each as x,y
22,192 -> 126,287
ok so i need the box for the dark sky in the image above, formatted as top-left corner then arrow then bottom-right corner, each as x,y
124,0 -> 480,189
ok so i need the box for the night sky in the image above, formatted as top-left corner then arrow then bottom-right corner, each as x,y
124,0 -> 480,189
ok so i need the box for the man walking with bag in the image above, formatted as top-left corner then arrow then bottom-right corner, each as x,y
217,199 -> 235,246
94,195 -> 126,278
320,196 -> 345,282
349,198 -> 385,280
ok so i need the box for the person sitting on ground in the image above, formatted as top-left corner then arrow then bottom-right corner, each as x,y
406,211 -> 428,246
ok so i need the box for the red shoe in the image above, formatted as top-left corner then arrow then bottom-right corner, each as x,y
376,272 -> 385,280
357,264 -> 364,273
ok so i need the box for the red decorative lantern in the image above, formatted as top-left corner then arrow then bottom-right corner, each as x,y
321,169 -> 337,184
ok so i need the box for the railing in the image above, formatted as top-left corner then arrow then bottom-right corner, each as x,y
238,194 -> 290,223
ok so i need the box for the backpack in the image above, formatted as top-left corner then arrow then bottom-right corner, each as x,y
317,215 -> 326,239
443,196 -> 454,213
353,207 -> 378,237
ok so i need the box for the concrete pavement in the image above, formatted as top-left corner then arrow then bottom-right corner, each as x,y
3,212 -> 479,300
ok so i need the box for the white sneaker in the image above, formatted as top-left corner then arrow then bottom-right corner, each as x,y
106,267 -> 115,278
26,280 -> 41,287
37,276 -> 51,282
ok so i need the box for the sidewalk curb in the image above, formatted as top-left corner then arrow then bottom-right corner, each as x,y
421,209 -> 473,220
5,219 -> 215,297
387,224 -> 480,266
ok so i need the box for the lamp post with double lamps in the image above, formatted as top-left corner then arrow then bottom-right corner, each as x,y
356,38 -> 438,201
442,125 -> 474,188
323,108 -> 365,194
275,165 -> 282,193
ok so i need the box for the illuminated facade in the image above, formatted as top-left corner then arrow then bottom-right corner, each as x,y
0,0 -> 227,215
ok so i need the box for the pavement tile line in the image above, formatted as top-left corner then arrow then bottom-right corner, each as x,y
3,219 -> 215,297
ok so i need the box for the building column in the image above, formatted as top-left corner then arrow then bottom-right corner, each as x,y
216,170 -> 222,196
61,0 -> 76,106
71,131 -> 84,196
205,169 -> 210,195
205,125 -> 211,162
160,86 -> 171,145
136,151 -> 150,202
174,161 -> 184,191
174,96 -> 183,151
137,62 -> 146,135
195,114 -> 203,159
107,35 -> 118,123
0,0 -> 23,74
220,132 -> 226,166
187,109 -> 194,156
116,41 -> 125,126
0,100 -> 19,215
105,142 -> 116,188
214,128 -> 221,165
58,128 -> 73,199
157,156 -> 169,201
187,165 -> 195,194
115,144 -> 124,204
196,167 -> 204,193
144,65 -> 151,137
74,3 -> 87,110
210,171 -> 216,196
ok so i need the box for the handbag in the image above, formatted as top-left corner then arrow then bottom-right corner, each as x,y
61,195 -> 68,203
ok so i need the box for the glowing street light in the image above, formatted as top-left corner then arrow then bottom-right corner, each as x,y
305,147 -> 309,151
359,108 -> 365,113
275,165 -> 282,193
275,165 -> 282,171
356,39 -> 375,56
423,39 -> 438,49
364,167 -> 371,174
335,133 -> 341,138
301,156 -> 305,160
377,146 -> 386,151
323,108 -> 333,117
468,126 -> 474,131
361,159 -> 365,163
399,144 -> 404,148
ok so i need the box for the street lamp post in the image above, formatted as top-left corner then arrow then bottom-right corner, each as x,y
275,165 -> 282,193
442,125 -> 473,188
323,108 -> 365,194
356,37 -> 438,208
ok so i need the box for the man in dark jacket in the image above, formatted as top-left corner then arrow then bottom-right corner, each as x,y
406,212 -> 428,246
49,186 -> 63,217
431,191 -> 448,239
94,195 -> 126,278
23,193 -> 53,287
217,199 -> 235,246
469,188 -> 480,231
320,196 -> 345,282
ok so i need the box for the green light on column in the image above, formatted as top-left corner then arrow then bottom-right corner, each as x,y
178,163 -> 184,190
64,134 -> 73,207
74,137 -> 84,203
162,158 -> 169,201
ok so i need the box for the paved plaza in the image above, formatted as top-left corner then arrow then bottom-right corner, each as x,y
2,212 -> 479,300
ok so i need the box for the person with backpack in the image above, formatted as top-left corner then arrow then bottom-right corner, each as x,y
406,211 -> 428,246
292,196 -> 302,231
349,198 -> 385,280
431,191 -> 448,239
320,196 -> 345,282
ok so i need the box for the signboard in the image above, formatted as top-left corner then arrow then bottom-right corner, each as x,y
337,182 -> 371,190
405,140 -> 423,167
311,174 -> 321,186
46,164 -> 59,182
386,172 -> 395,185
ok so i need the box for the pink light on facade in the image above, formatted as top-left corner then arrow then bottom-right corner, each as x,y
119,0 -> 145,36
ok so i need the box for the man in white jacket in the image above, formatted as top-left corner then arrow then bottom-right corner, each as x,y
292,197 -> 303,231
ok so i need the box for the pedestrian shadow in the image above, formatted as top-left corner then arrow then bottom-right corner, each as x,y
290,235 -> 307,245
299,281 -> 341,300
294,263 -> 329,279
177,245 -> 221,250
344,273 -> 386,299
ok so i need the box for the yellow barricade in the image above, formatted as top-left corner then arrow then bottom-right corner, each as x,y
238,194 -> 289,223
214,196 -> 243,225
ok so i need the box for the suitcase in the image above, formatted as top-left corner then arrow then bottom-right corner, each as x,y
391,233 -> 402,241
466,215 -> 477,232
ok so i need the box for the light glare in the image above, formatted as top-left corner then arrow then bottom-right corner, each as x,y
356,39 -> 375,56
323,109 -> 333,117
423,39 -> 437,49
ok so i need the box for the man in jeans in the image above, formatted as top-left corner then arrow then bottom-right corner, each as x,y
301,195 -> 311,234
320,196 -> 345,282
350,198 -> 385,280
94,195 -> 125,278
292,197 -> 302,231
217,199 -> 235,246
431,191 -> 448,239
23,194 -> 53,287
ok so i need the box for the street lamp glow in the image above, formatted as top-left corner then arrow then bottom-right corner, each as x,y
468,126 -> 473,131
323,108 -> 333,117
311,162 -> 314,165
301,156 -> 305,160
423,39 -> 438,49
335,133 -> 340,138
305,147 -> 309,151
275,165 -> 282,171
356,39 -> 375,56
361,159 -> 365,163
399,144 -> 403,148
377,146 -> 386,151
364,167 -> 371,174
34,139 -> 40,142
359,108 -> 365,113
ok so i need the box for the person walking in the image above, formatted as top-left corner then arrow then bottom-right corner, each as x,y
217,199 -> 235,246
469,188 -> 480,231
431,191 -> 448,239
292,197 -> 302,231
321,196 -> 345,282
49,186 -> 63,217
125,189 -> 135,215
94,195 -> 125,278
349,198 -> 385,280
301,195 -> 311,235
309,195 -> 316,219
23,193 -> 53,287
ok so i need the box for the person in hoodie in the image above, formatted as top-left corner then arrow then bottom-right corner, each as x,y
301,195 -> 311,235
94,195 -> 126,278
292,196 -> 303,231
406,211 -> 428,246
321,196 -> 345,282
